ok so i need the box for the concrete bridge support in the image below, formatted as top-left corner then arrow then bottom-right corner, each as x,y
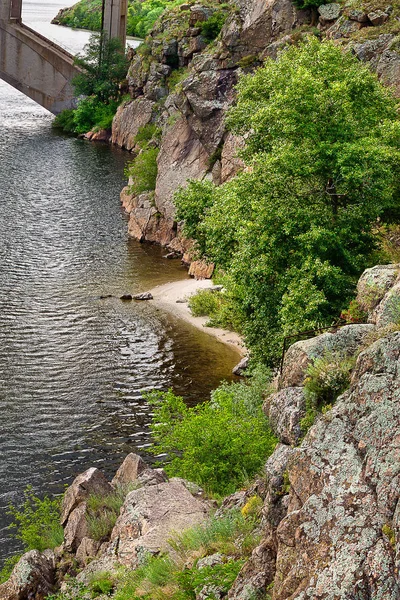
0,0 -> 127,113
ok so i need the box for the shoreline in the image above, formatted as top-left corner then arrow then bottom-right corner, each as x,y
148,278 -> 246,358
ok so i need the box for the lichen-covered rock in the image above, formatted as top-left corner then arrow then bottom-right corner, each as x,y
263,388 -> 306,446
356,263 -> 399,317
318,3 -> 341,23
61,467 -> 112,526
279,324 -> 375,388
110,479 -> 209,567
0,550 -> 55,600
75,537 -> 101,565
371,282 -> 400,327
368,9 -> 389,25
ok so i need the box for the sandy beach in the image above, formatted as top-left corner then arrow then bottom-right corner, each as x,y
148,278 -> 246,357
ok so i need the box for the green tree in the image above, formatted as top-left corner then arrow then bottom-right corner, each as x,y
73,32 -> 129,104
175,38 -> 400,364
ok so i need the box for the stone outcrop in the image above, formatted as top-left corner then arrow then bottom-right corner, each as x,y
109,479 -> 209,567
278,323 -> 375,389
114,0 -> 312,254
228,267 -> 400,599
0,550 -> 56,600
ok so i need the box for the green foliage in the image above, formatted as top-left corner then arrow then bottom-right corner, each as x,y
7,486 -> 63,553
0,554 -> 21,584
89,571 -> 116,596
188,289 -> 220,317
73,33 -> 129,104
53,33 -> 128,134
147,369 -> 276,495
54,0 -> 102,30
174,39 -> 400,365
127,0 -> 182,38
73,97 -> 119,134
126,147 -> 160,195
176,559 -> 244,598
52,109 -> 76,133
197,11 -> 227,41
340,300 -> 368,324
134,123 -> 162,149
167,67 -> 189,93
301,351 -> 354,433
86,485 -> 132,542
175,180 -> 216,256
169,509 -> 261,559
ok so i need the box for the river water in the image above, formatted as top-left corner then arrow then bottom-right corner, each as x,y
0,1 -> 238,562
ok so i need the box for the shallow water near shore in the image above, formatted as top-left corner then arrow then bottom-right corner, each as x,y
0,3 -> 239,563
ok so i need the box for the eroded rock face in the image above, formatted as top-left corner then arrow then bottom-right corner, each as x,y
263,388 -> 306,446
279,324 -> 375,388
111,98 -> 155,151
230,331 -> 400,599
0,550 -> 56,600
110,479 -> 209,567
273,332 -> 400,599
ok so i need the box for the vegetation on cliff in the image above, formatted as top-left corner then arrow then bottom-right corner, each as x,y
176,38 -> 400,364
53,33 -> 129,134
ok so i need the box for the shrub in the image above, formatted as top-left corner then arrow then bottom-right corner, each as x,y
52,109 -> 76,133
340,300 -> 368,324
198,11 -> 227,41
301,352 -> 355,433
147,369 -> 276,495
86,485 -> 133,542
188,289 -> 220,317
126,148 -> 160,195
7,486 -> 64,552
134,123 -> 161,149
89,571 -> 116,596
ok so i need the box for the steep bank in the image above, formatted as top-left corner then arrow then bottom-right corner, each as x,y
113,0 -> 400,257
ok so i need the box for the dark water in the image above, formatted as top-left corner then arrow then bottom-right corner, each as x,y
0,9 -> 239,562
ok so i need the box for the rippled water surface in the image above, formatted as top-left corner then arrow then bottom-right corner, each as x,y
0,3 -> 239,562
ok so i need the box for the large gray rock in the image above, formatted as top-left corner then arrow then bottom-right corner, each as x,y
318,2 -> 341,22
111,453 -> 147,487
230,331 -> 400,598
63,502 -> 89,552
61,467 -> 112,526
264,388 -> 306,446
279,324 -> 375,388
110,480 -> 209,567
0,550 -> 55,600
356,264 -> 400,317
371,282 -> 400,327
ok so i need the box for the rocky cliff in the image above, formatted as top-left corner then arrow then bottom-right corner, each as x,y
112,0 -> 400,261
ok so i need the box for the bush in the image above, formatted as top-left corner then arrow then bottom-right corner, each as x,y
188,289 -> 220,317
73,97 -> 119,134
147,368 -> 276,495
340,300 -> 368,324
198,11 -> 227,41
301,352 -> 355,433
126,147 -> 160,195
134,123 -> 162,149
52,109 -> 76,133
7,486 -> 64,552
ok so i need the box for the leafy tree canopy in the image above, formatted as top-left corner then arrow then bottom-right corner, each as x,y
175,38 -> 400,364
73,32 -> 129,104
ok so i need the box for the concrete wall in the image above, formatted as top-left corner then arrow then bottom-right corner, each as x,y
0,20 -> 79,113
